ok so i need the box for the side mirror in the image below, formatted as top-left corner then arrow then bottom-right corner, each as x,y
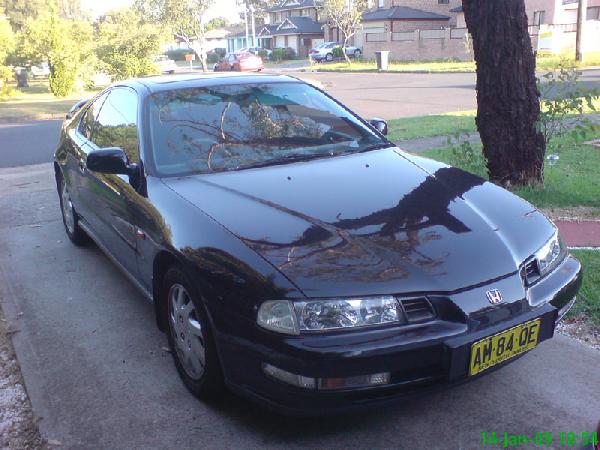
369,118 -> 388,136
87,147 -> 136,176
66,98 -> 89,119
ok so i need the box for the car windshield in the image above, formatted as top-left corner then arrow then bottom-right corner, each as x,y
148,82 -> 388,176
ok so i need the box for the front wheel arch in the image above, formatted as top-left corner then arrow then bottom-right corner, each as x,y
153,250 -> 181,332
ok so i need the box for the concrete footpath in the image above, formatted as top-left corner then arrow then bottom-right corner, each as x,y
556,220 -> 600,248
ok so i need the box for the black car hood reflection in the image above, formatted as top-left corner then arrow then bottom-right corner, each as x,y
163,148 -> 556,298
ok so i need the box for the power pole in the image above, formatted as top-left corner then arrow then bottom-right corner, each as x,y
251,5 -> 256,48
576,0 -> 588,61
244,5 -> 249,49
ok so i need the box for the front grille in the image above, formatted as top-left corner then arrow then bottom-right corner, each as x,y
401,297 -> 436,322
521,259 -> 540,285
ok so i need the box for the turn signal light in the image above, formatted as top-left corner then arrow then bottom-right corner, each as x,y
262,363 -> 390,390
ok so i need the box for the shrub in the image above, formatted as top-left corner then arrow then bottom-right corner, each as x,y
445,131 -> 486,176
49,60 -> 77,96
283,47 -> 296,59
166,48 -> 193,61
332,45 -> 344,59
272,47 -> 284,61
257,49 -> 269,59
0,65 -> 14,98
536,61 -> 600,151
207,53 -> 221,63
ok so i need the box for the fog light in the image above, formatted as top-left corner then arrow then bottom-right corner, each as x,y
262,363 -> 316,389
318,372 -> 391,390
262,363 -> 391,391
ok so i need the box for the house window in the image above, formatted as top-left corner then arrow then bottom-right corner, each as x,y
532,10 -> 545,26
438,0 -> 449,4
587,6 -> 600,20
377,0 -> 384,8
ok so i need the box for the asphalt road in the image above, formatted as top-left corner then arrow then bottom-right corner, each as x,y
0,164 -> 599,449
0,119 -> 62,168
294,71 -> 478,119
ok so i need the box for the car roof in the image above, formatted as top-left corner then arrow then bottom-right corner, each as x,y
117,73 -> 303,94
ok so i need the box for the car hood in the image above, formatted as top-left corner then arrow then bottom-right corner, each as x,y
163,147 -> 556,298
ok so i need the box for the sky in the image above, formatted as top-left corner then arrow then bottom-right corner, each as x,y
80,0 -> 244,23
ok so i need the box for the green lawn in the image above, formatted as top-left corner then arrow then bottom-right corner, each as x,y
387,111 -> 477,141
0,80 -> 96,120
422,132 -> 600,209
569,250 -> 600,327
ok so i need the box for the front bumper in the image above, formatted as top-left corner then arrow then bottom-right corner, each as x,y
217,256 -> 582,416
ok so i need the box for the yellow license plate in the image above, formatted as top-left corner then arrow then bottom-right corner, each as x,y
469,319 -> 541,376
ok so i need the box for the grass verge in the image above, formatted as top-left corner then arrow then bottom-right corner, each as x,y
0,80 -> 96,120
387,111 -> 476,141
422,132 -> 600,209
568,250 -> 600,327
315,60 -> 475,73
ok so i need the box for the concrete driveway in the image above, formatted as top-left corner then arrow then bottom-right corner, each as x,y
0,163 -> 599,449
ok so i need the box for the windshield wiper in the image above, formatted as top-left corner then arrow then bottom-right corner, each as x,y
357,142 -> 395,153
236,153 -> 335,170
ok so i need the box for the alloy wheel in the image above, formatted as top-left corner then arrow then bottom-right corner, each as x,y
61,181 -> 75,234
168,283 -> 206,380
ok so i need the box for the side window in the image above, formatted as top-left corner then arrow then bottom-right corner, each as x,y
79,92 -> 108,139
91,88 -> 140,162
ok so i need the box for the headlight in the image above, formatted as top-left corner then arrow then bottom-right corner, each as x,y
257,296 -> 405,334
533,230 -> 567,277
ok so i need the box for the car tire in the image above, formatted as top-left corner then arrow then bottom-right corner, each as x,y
326,53 -> 333,62
163,266 -> 225,402
354,49 -> 361,58
58,174 -> 89,246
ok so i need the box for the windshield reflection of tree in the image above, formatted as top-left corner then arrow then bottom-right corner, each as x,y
242,168 -> 486,283
151,85 -> 374,173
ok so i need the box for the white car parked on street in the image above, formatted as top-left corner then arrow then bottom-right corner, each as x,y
309,42 -> 362,62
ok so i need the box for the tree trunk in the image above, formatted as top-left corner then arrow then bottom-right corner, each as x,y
462,0 -> 546,187
191,41 -> 208,72
342,34 -> 352,64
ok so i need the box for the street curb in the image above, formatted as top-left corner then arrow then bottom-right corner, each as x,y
300,68 -> 476,74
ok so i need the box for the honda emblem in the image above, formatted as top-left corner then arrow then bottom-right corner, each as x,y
486,289 -> 503,305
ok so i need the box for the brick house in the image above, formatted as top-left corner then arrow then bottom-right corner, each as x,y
256,0 -> 325,58
525,0 -> 600,26
523,0 -> 600,52
331,0 -> 465,60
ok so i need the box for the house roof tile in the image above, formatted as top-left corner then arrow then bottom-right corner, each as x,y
362,6 -> 450,21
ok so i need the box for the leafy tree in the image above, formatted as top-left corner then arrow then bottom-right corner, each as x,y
207,17 -> 229,30
20,2 -> 92,96
462,0 -> 545,187
1,0 -> 42,31
96,8 -> 165,80
322,0 -> 366,63
237,0 -> 277,25
135,0 -> 215,72
1,0 -> 84,31
0,13 -> 15,96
